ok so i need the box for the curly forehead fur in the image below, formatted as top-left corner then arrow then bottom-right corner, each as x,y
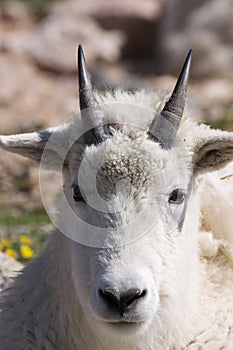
99,156 -> 146,188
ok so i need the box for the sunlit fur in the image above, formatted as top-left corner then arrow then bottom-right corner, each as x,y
0,90 -> 233,349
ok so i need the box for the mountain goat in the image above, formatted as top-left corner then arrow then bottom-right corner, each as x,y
0,46 -> 233,350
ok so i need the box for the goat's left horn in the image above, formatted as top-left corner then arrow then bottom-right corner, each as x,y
148,49 -> 192,149
77,44 -> 109,145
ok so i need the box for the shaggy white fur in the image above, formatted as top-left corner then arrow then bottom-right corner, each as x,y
0,90 -> 233,350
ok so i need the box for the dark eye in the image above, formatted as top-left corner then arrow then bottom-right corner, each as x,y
72,185 -> 85,202
168,189 -> 185,204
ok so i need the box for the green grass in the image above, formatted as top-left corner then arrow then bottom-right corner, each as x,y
0,206 -> 52,260
205,104 -> 233,131
0,0 -> 62,20
0,207 -> 50,226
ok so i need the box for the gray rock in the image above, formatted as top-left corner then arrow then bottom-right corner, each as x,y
154,0 -> 233,78
1,0 -> 162,74
0,0 -> 30,22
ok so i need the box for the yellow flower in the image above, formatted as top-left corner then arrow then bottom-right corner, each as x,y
19,235 -> 32,245
20,244 -> 34,259
0,238 -> 12,249
5,248 -> 18,259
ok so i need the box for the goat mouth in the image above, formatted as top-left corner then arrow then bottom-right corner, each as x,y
100,320 -> 146,336
109,321 -> 141,325
104,320 -> 144,330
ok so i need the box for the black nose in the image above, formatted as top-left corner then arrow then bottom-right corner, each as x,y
99,288 -> 147,314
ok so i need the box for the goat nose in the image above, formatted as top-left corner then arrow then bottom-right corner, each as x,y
99,288 -> 147,313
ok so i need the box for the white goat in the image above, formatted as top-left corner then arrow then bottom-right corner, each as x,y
0,46 -> 233,350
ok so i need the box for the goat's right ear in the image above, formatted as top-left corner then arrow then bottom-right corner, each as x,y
0,129 -> 69,169
192,125 -> 233,174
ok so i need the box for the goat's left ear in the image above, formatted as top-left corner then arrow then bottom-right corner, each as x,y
0,128 -> 70,169
193,125 -> 233,173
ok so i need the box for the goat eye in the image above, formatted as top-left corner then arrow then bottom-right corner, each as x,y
72,185 -> 85,202
168,189 -> 185,204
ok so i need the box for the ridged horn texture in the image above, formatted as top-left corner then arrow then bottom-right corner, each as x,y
78,44 -> 109,145
148,49 -> 192,149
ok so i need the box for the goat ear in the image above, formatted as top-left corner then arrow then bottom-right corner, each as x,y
0,128 -> 69,169
193,126 -> 233,173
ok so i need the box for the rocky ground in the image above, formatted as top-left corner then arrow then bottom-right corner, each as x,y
0,0 -> 232,281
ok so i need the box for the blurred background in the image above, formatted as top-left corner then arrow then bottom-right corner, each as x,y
0,0 -> 232,274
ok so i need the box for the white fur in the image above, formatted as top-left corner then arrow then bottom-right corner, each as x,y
0,90 -> 233,349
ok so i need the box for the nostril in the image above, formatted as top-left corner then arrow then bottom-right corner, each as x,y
122,289 -> 147,308
99,288 -> 147,312
98,289 -> 119,307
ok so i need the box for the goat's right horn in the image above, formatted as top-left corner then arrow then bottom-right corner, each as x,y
77,44 -> 109,145
148,49 -> 192,149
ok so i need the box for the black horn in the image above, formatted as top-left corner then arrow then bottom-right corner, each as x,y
77,44 -> 109,145
148,49 -> 192,149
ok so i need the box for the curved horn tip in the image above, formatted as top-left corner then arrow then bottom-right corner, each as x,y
77,44 -> 91,92
176,49 -> 193,90
78,44 -> 83,53
184,49 -> 193,76
77,44 -> 85,66
186,48 -> 193,62
184,48 -> 193,75
148,49 -> 193,148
